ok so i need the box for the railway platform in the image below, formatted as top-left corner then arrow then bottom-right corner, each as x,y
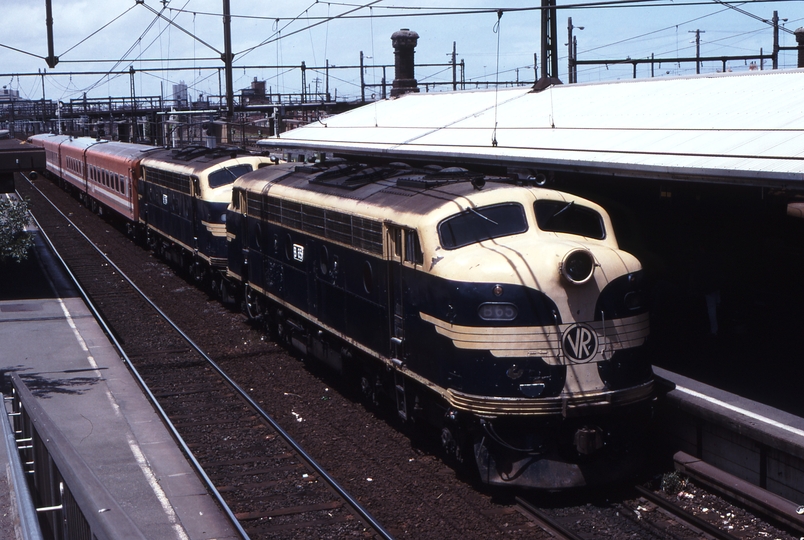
0,220 -> 238,538
654,365 -> 804,521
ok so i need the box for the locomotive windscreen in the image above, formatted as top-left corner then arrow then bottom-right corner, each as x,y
535,200 -> 605,239
209,164 -> 254,188
438,203 -> 528,250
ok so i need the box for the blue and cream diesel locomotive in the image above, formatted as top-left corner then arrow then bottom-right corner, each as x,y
225,159 -> 655,489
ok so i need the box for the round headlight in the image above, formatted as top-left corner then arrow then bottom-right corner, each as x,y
560,249 -> 595,285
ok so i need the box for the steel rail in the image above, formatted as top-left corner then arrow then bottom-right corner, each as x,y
21,174 -> 395,540
633,485 -> 737,540
514,496 -> 584,540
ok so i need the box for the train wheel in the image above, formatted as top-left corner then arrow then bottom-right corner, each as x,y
244,283 -> 262,320
190,262 -> 206,284
360,374 -> 381,407
216,277 -> 236,305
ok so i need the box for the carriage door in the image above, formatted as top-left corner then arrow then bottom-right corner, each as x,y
387,226 -> 407,419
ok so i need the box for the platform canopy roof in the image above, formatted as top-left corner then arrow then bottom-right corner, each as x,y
262,69 -> 804,190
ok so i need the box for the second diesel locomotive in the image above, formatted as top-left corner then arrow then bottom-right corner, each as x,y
27,134 -> 274,284
226,159 -> 655,489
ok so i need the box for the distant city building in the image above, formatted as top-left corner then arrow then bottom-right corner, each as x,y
241,78 -> 268,104
173,82 -> 188,108
0,87 -> 21,103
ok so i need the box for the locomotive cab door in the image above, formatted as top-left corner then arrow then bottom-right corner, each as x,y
387,226 -> 407,420
190,175 -> 200,253
386,225 -> 423,421
387,226 -> 406,362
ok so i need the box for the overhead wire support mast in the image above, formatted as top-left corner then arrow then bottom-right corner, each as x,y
134,0 -> 234,116
45,0 -> 58,68
223,0 -> 235,119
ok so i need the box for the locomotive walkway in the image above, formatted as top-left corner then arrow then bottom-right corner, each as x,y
0,221 -> 238,539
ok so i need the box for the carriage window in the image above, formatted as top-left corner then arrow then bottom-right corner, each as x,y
534,200 -> 605,240
208,164 -> 254,189
438,203 -> 528,250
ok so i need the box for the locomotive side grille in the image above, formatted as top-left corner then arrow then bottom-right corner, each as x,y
256,195 -> 383,255
246,192 -> 261,216
302,206 -> 326,236
326,211 -> 353,245
143,167 -> 192,195
265,195 -> 281,219
281,201 -> 303,229
353,216 -> 383,253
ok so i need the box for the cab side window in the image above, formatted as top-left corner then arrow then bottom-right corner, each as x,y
404,229 -> 423,265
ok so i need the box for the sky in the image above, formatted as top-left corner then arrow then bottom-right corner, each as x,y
1,1 -> 802,106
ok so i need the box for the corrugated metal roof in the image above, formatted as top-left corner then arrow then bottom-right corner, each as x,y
262,69 -> 804,189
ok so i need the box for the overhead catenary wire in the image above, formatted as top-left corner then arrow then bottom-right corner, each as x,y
236,0 -> 383,61
58,4 -> 138,59
572,3 -> 792,79
137,0 -> 222,56
164,0 -> 802,21
2,0 -> 797,103
80,1 -> 193,99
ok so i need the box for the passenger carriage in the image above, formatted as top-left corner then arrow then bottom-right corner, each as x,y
28,134 -> 154,222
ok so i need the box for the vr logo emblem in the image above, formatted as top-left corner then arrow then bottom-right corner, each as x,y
562,323 -> 598,363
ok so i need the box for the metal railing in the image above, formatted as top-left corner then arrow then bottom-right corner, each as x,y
5,373 -> 147,540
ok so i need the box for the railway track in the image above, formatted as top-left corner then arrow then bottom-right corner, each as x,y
516,479 -> 798,540
18,174 -> 392,539
516,491 -> 723,540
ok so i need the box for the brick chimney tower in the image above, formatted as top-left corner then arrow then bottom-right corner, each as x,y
391,29 -> 420,97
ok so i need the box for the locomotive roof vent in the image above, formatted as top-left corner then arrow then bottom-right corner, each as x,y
388,162 -> 412,170
171,144 -> 246,161
308,162 -> 391,190
171,145 -> 209,160
396,166 -> 486,190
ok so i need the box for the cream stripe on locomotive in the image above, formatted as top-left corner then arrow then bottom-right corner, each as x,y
420,311 -> 649,360
446,380 -> 655,416
201,221 -> 227,238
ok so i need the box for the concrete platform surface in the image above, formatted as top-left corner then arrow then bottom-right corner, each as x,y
0,229 -> 239,539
